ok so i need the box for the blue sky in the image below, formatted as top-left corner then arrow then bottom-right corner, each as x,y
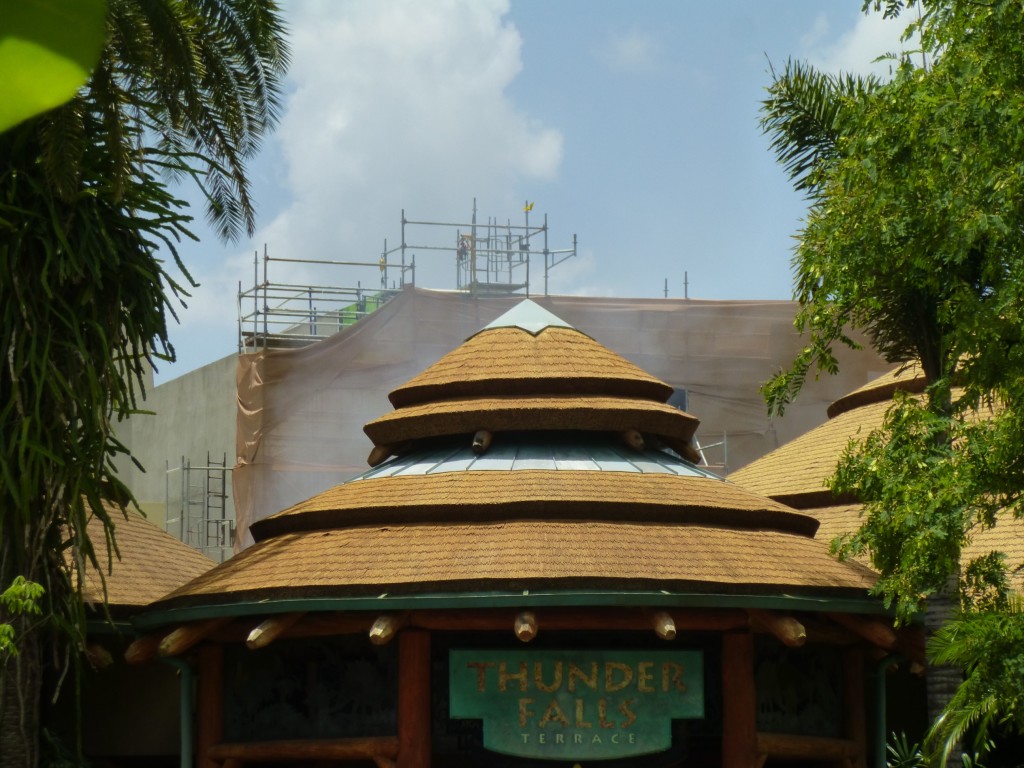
156,1 -> 909,383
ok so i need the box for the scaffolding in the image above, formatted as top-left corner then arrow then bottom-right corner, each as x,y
238,201 -> 576,352
166,452 -> 234,563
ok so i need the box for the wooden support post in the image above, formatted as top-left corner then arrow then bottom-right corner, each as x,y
196,644 -> 224,768
843,648 -> 868,768
398,630 -> 431,768
722,632 -> 758,768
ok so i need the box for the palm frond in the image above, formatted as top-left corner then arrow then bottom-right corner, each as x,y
761,58 -> 881,196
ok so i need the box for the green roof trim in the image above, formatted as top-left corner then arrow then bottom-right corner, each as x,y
132,588 -> 888,630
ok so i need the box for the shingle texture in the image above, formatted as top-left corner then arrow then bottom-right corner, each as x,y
364,395 -> 699,447
155,520 -> 878,608
728,400 -> 891,503
254,470 -> 816,539
80,506 -> 214,610
154,301 -> 881,613
388,326 -> 675,407
827,363 -> 925,418
730,368 -> 1024,590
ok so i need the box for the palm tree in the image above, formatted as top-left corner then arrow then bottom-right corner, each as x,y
759,56 -> 967,763
0,3 -> 287,766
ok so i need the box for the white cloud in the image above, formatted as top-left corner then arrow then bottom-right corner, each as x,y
159,0 -> 564,379
602,27 -> 661,74
231,0 -> 560,290
804,8 -> 912,78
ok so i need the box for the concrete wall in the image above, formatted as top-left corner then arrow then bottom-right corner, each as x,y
115,354 -> 237,558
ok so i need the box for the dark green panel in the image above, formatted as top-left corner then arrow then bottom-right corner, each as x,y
450,649 -> 703,761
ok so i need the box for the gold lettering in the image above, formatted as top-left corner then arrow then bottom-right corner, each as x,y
467,661 -> 495,692
637,661 -> 655,692
619,698 -> 637,729
534,661 -> 563,693
499,661 -> 528,692
568,662 -> 598,692
575,698 -> 592,728
518,698 -> 535,727
538,698 -> 570,728
597,697 -> 615,729
661,662 -> 687,693
604,661 -> 633,692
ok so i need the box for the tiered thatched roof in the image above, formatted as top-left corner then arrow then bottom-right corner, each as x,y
153,301 -> 879,612
729,364 -> 1024,587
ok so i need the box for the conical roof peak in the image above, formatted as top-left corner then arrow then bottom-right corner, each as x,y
479,299 -> 575,335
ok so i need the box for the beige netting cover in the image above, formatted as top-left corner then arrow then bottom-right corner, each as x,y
234,288 -> 891,548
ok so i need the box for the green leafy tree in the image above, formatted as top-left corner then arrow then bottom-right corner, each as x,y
0,2 -> 287,766
761,0 -> 1024,762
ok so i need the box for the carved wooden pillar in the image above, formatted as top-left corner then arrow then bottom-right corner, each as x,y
398,630 -> 431,768
722,631 -> 758,768
843,648 -> 868,768
196,644 -> 224,768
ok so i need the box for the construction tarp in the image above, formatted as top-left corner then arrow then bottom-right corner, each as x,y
234,288 -> 891,547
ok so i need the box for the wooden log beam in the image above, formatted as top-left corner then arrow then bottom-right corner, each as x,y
514,611 -> 538,642
368,445 -> 394,467
800,617 -> 858,646
247,612 -> 307,650
369,615 -> 407,646
756,732 -> 858,761
620,429 -> 645,451
661,435 -> 702,464
270,613 -> 374,640
406,607 -> 747,633
85,643 -> 114,670
208,737 -> 400,762
160,617 -> 232,657
895,624 -> 927,667
826,613 -> 898,651
653,611 -> 676,641
124,631 -> 167,665
747,609 -> 806,648
472,430 -> 493,455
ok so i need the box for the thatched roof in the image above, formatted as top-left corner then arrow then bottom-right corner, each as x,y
152,301 -> 880,612
81,505 -> 214,613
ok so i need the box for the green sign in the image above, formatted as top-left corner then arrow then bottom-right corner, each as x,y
449,649 -> 704,760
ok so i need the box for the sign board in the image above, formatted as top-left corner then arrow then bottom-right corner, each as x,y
450,649 -> 704,760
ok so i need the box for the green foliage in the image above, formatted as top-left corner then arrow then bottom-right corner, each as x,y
0,577 -> 44,657
0,1 -> 288,763
887,732 -> 925,768
927,600 -> 1024,766
762,0 -> 1024,757
0,0 -> 107,131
